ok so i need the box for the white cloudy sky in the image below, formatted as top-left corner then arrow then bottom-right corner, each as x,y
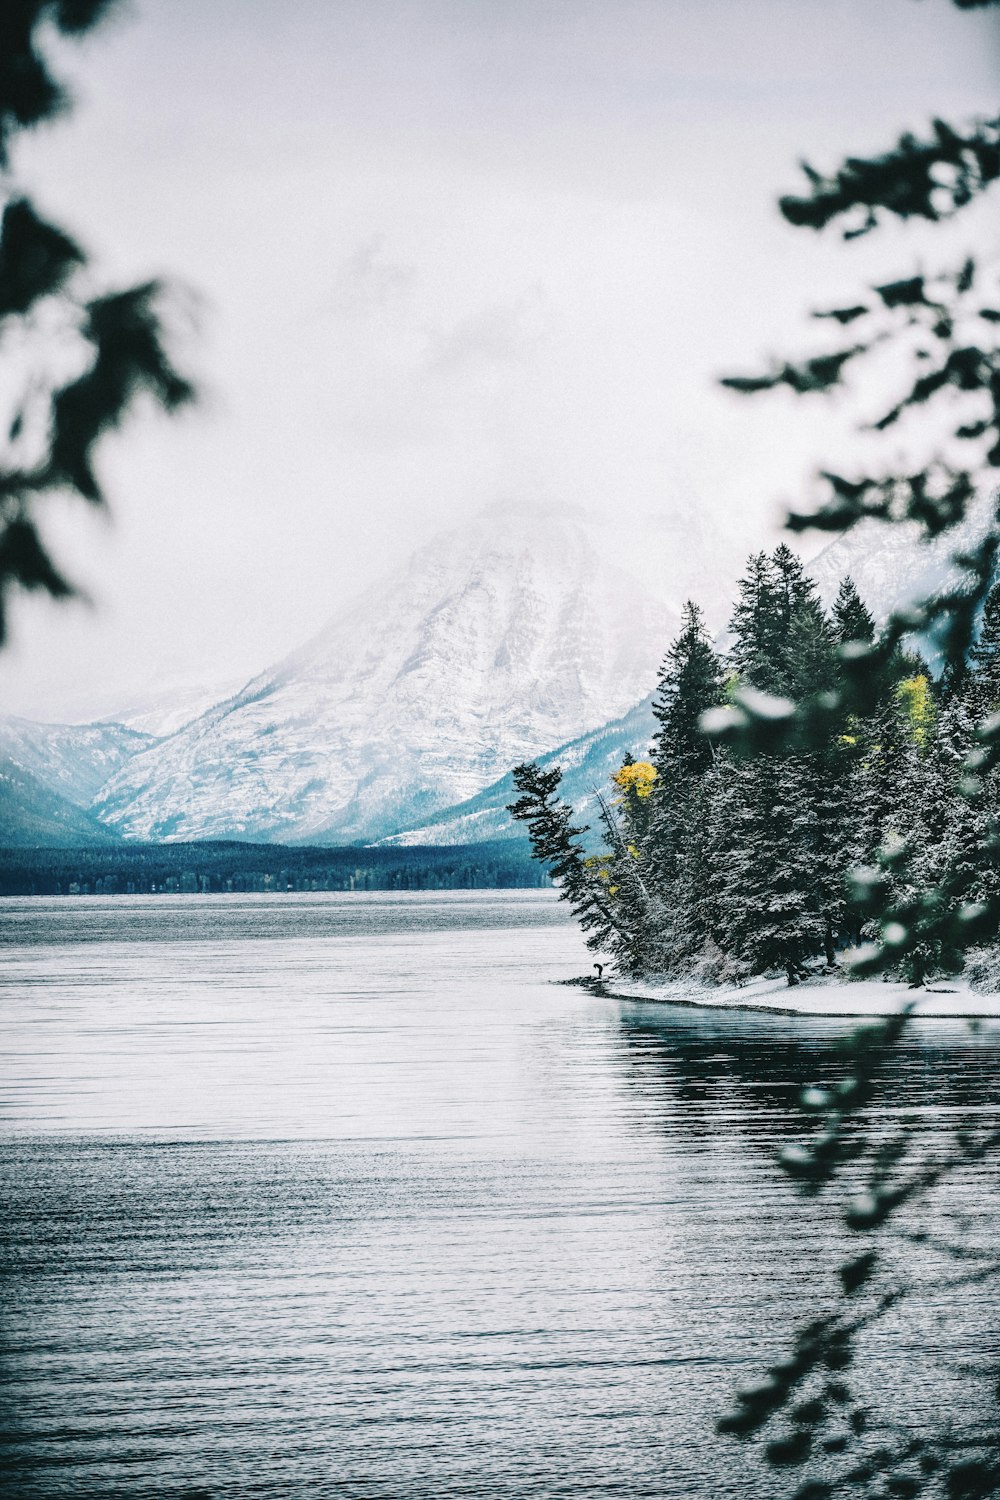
1,0 -> 998,722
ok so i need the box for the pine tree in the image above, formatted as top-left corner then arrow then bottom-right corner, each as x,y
832,576 -> 876,646
646,603 -> 724,970
787,595 -> 853,963
783,594 -> 839,699
771,543 -> 816,642
728,552 -> 782,691
967,580 -> 1000,720
507,761 -> 642,969
725,564 -> 854,971
893,698 -> 976,983
651,601 -> 724,778
854,691 -> 919,868
706,752 -> 822,984
729,545 -> 827,697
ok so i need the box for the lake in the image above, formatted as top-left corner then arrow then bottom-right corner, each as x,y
2,891 -> 999,1498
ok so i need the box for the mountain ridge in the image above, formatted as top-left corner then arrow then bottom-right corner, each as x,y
5,499 -> 993,850
88,507 -> 694,844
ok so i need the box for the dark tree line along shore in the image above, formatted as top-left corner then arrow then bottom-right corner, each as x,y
0,841 -> 547,898
511,544 -> 1000,988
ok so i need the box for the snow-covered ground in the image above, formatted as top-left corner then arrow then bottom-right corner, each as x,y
606,973 -> 1000,1018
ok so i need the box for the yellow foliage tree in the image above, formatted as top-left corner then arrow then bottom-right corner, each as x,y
611,761 -> 657,799
896,674 -> 934,747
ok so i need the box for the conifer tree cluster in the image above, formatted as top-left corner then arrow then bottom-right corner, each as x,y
510,549 -> 1000,986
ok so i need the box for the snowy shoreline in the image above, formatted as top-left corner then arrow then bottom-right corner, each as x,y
586,972 -> 1000,1020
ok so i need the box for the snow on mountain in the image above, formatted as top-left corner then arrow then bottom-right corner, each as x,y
92,504 -> 704,844
0,715 -> 154,811
11,494 -> 995,852
97,674 -> 248,739
0,759 -> 120,846
381,694 -> 658,847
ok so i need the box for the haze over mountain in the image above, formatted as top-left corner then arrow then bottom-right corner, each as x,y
0,717 -> 148,849
90,505 -> 729,844
4,498 -> 995,849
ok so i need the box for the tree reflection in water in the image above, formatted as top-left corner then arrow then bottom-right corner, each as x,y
613,1005 -> 1000,1498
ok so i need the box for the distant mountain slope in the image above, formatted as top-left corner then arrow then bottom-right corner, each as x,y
382,694 -> 657,847
0,759 -> 120,846
92,507 -> 692,844
0,716 -> 155,809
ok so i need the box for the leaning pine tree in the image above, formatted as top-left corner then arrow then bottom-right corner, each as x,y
507,761 -> 642,971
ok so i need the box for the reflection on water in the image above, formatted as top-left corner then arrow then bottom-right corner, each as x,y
1,893 -> 998,1498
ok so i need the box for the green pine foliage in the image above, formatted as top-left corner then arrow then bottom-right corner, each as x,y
832,576 -> 876,646
510,547 -> 1000,986
507,760 -> 642,970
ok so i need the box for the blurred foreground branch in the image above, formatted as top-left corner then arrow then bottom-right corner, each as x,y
0,1 -> 195,645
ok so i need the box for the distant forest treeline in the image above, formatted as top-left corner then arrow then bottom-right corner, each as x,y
0,841 -> 547,897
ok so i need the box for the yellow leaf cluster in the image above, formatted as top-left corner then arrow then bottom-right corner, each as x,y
896,674 -> 934,747
611,760 -> 657,798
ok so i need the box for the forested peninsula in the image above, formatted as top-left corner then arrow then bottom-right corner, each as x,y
510,544 -> 1000,988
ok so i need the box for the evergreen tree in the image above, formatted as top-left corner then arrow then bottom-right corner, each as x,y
783,593 -> 839,699
705,752 -> 822,984
779,596 -> 847,962
891,697 -> 977,983
771,543 -> 816,645
967,579 -> 1000,719
726,560 -> 855,969
729,545 -> 827,697
832,576 -> 876,645
507,761 -> 642,969
651,601 -> 724,778
647,603 -> 724,970
854,690 -> 920,869
511,549 -> 977,990
728,552 -> 782,691
712,5 -> 1000,1490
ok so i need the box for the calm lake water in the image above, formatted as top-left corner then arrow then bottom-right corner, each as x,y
2,891 -> 999,1499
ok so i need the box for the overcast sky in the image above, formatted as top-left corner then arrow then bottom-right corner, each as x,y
1,0 -> 998,722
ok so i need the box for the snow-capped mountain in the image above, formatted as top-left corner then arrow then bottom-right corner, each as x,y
92,505 -> 708,844
9,496 -> 998,850
0,760 -> 119,846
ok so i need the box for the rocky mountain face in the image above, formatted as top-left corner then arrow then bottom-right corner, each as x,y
89,506 -> 693,844
0,759 -> 120,847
